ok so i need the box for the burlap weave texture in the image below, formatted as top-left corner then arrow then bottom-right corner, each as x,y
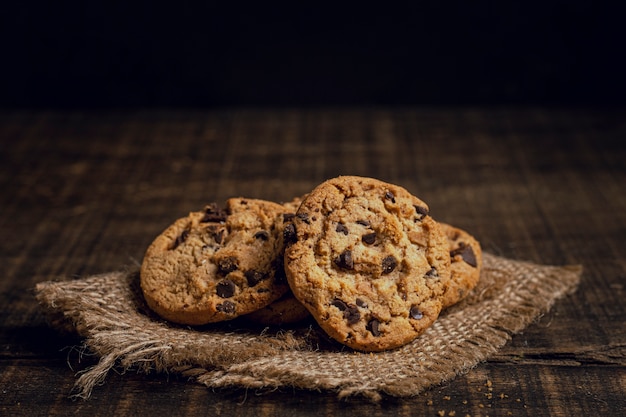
35,253 -> 581,401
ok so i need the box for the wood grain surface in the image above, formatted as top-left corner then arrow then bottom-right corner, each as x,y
1,108 -> 624,416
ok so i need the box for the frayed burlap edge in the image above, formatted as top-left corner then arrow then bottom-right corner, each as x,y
35,253 -> 581,401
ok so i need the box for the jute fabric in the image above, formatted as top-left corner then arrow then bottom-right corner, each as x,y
36,253 -> 581,401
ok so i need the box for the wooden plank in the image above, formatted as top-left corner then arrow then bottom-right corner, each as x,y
1,108 -> 625,416
2,361 -> 625,416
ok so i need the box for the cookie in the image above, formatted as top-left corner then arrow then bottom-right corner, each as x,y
140,198 -> 293,325
281,195 -> 305,213
439,222 -> 482,309
244,291 -> 311,325
284,176 -> 451,352
242,196 -> 310,326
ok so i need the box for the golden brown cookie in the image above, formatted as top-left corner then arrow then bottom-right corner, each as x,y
439,222 -> 482,309
284,176 -> 451,352
242,196 -> 309,326
140,198 -> 292,325
280,195 -> 305,213
244,291 -> 311,325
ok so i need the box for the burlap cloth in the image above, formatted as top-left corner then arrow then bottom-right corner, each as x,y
35,253 -> 581,401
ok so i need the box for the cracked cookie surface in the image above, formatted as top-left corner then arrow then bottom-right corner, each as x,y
284,176 -> 451,351
140,198 -> 293,325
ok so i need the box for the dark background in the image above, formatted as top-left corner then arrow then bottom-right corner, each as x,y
1,2 -> 624,109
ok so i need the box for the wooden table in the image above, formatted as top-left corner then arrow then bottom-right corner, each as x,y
1,108 -> 624,416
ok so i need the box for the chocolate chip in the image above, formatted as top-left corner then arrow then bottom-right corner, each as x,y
216,301 -> 236,314
216,280 -> 236,298
200,203 -> 227,223
332,300 -> 361,324
207,225 -> 225,244
171,229 -> 189,250
366,319 -> 381,337
344,305 -> 361,325
362,232 -> 376,245
218,256 -> 238,274
283,222 -> 297,245
425,267 -> 438,278
414,205 -> 429,219
356,219 -> 370,227
214,229 -> 224,244
381,255 -> 397,274
336,223 -> 349,235
356,298 -> 368,308
410,305 -> 424,320
272,257 -> 287,284
384,191 -> 396,203
297,213 -> 311,224
283,213 -> 296,222
254,230 -> 269,241
331,299 -> 348,311
334,250 -> 354,270
450,243 -> 478,267
245,270 -> 266,287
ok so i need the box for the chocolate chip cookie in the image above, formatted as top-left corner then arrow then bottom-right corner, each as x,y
244,291 -> 311,326
140,198 -> 293,325
281,195 -> 305,213
439,222 -> 482,309
284,176 -> 451,351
